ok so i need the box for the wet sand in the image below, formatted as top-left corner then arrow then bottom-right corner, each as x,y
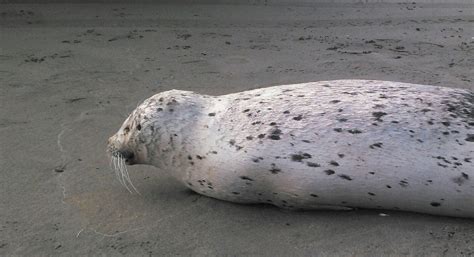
1,2 -> 473,256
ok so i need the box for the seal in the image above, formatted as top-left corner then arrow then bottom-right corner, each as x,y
107,80 -> 474,218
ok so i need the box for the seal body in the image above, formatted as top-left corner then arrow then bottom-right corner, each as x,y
108,80 -> 474,218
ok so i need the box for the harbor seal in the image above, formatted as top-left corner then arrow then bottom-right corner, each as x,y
107,80 -> 474,218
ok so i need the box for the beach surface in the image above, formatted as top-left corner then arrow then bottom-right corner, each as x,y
1,2 -> 473,256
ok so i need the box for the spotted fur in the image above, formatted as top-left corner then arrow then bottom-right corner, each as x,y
108,80 -> 474,218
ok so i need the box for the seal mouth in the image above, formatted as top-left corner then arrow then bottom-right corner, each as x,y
116,150 -> 135,165
110,150 -> 140,194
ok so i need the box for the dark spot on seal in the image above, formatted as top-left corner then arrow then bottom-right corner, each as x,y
269,122 -> 277,126
136,124 -> 142,130
437,162 -> 448,168
329,161 -> 339,166
240,176 -> 254,181
243,109 -> 250,113
324,169 -> 335,175
334,128 -> 343,133
466,134 -> 474,142
283,110 -> 290,114
452,172 -> 469,186
187,155 -> 192,160
258,134 -> 266,139
157,107 -> 163,112
441,121 -> 450,126
307,162 -> 321,168
269,135 -> 281,140
229,139 -> 236,146
310,194 -> 319,198
391,121 -> 399,124
123,126 -> 130,133
208,113 -> 216,116
338,153 -> 345,158
399,180 -> 409,187
268,128 -> 282,140
196,155 -> 204,160
291,153 -> 312,162
269,163 -> 282,174
348,129 -> 362,134
372,112 -> 387,121
330,100 -> 341,104
369,142 -> 383,149
302,140 -> 311,143
293,115 -> 303,121
368,192 -> 376,196
339,174 -> 352,180
430,202 -> 441,207
232,192 -> 240,195
338,118 -> 348,122
368,172 -> 375,175
246,136 -> 254,140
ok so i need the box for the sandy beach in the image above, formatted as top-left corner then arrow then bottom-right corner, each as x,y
1,2 -> 473,256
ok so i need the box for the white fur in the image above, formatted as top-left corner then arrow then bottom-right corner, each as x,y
109,80 -> 474,218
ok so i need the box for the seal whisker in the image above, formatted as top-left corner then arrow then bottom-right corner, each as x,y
111,153 -> 129,191
122,162 -> 140,195
111,155 -> 121,184
118,155 -> 134,194
109,151 -> 140,194
116,156 -> 126,187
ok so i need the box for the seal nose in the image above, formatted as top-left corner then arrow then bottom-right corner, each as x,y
119,150 -> 135,164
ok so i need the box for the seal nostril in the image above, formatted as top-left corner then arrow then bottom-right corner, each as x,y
119,150 -> 134,162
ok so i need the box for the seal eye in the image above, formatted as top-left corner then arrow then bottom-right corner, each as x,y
136,124 -> 142,131
123,126 -> 130,133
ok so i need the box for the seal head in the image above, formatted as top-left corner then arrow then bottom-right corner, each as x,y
107,110 -> 150,165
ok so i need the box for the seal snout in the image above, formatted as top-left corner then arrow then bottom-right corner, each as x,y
115,149 -> 135,165
121,150 -> 135,165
